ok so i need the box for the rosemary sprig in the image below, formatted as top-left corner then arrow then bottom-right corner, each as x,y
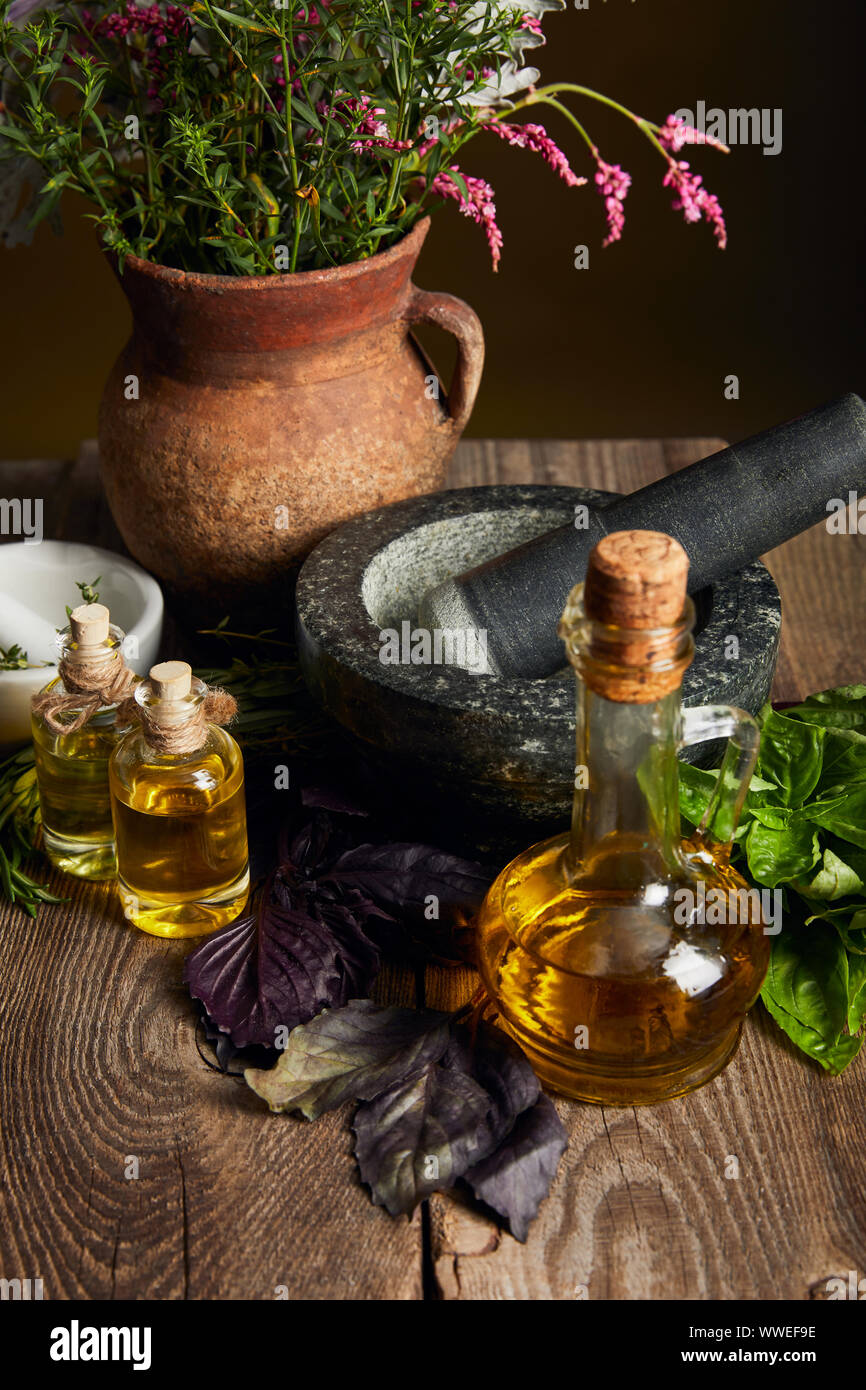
0,747 -> 65,916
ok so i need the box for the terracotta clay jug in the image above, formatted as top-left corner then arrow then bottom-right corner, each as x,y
98,217 -> 483,613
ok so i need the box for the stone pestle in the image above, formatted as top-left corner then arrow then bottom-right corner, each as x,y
418,393 -> 866,678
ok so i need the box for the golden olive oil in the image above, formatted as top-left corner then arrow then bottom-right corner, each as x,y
477,831 -> 770,1105
32,706 -> 121,880
109,662 -> 249,938
31,605 -> 135,881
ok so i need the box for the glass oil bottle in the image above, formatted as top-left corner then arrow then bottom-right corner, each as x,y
109,660 -> 249,938
31,603 -> 136,880
476,530 -> 772,1105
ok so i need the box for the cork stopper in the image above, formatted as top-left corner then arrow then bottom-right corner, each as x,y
134,662 -> 236,754
584,532 -> 689,629
70,603 -> 110,647
150,660 -> 192,701
572,530 -> 694,703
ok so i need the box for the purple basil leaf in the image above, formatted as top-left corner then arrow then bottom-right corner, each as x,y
283,807 -> 369,874
329,841 -> 492,911
245,1000 -> 452,1119
464,1095 -> 567,1243
353,1064 -> 501,1216
184,869 -> 380,1049
325,841 -> 494,962
444,1022 -> 541,1146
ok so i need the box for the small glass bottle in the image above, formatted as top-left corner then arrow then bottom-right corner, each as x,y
109,660 -> 249,938
476,531 -> 771,1105
31,603 -> 135,880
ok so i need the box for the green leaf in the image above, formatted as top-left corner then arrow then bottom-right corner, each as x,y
677,762 -> 718,827
0,125 -> 32,146
756,707 -> 825,806
795,847 -> 865,901
748,805 -> 799,831
814,729 -> 866,792
761,917 -> 858,1072
821,908 -> 866,954
787,685 -> 866,733
209,6 -> 279,35
762,992 -> 862,1074
746,819 -> 820,888
291,96 -> 322,133
846,952 -> 866,1035
763,916 -> 849,1041
801,785 -> 866,850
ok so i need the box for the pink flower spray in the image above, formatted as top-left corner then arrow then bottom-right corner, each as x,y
430,167 -> 504,271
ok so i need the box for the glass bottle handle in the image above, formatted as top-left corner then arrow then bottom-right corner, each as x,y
680,704 -> 760,855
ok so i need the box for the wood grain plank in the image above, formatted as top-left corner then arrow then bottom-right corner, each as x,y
0,879 -> 423,1300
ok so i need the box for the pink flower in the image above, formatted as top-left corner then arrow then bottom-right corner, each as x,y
485,121 -> 587,189
593,153 -> 632,247
328,94 -> 412,153
663,159 -> 727,248
82,4 -> 192,106
657,114 -> 729,155
430,167 -> 503,271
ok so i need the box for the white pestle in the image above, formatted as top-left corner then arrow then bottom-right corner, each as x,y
0,591 -> 64,665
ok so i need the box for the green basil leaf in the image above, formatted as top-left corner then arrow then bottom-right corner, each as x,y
762,992 -> 862,1074
749,805 -> 798,831
787,684 -> 866,733
677,761 -> 718,827
746,820 -> 820,888
846,952 -> 866,1035
801,785 -> 866,849
761,917 -> 852,1056
816,908 -> 866,954
756,707 -> 825,806
825,839 -> 866,882
815,729 -> 866,792
678,764 -> 775,830
794,847 -> 865,901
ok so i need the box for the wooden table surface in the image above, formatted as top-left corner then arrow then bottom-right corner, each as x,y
1,438 -> 864,1301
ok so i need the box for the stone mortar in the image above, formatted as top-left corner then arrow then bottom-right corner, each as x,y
295,485 -> 782,849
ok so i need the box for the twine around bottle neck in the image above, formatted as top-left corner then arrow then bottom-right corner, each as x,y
32,647 -> 137,735
130,687 -> 237,755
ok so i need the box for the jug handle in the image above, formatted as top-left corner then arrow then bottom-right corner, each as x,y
405,287 -> 485,435
680,704 -> 761,858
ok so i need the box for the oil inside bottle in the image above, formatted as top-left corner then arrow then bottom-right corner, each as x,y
109,664 -> 249,938
32,702 -> 123,880
477,830 -> 770,1105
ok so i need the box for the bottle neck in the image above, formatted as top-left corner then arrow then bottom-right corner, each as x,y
569,682 -> 684,884
558,581 -> 696,887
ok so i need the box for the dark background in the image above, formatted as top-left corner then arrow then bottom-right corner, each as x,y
2,0 -> 865,457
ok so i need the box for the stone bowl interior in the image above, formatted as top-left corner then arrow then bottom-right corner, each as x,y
361,506 -> 713,653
